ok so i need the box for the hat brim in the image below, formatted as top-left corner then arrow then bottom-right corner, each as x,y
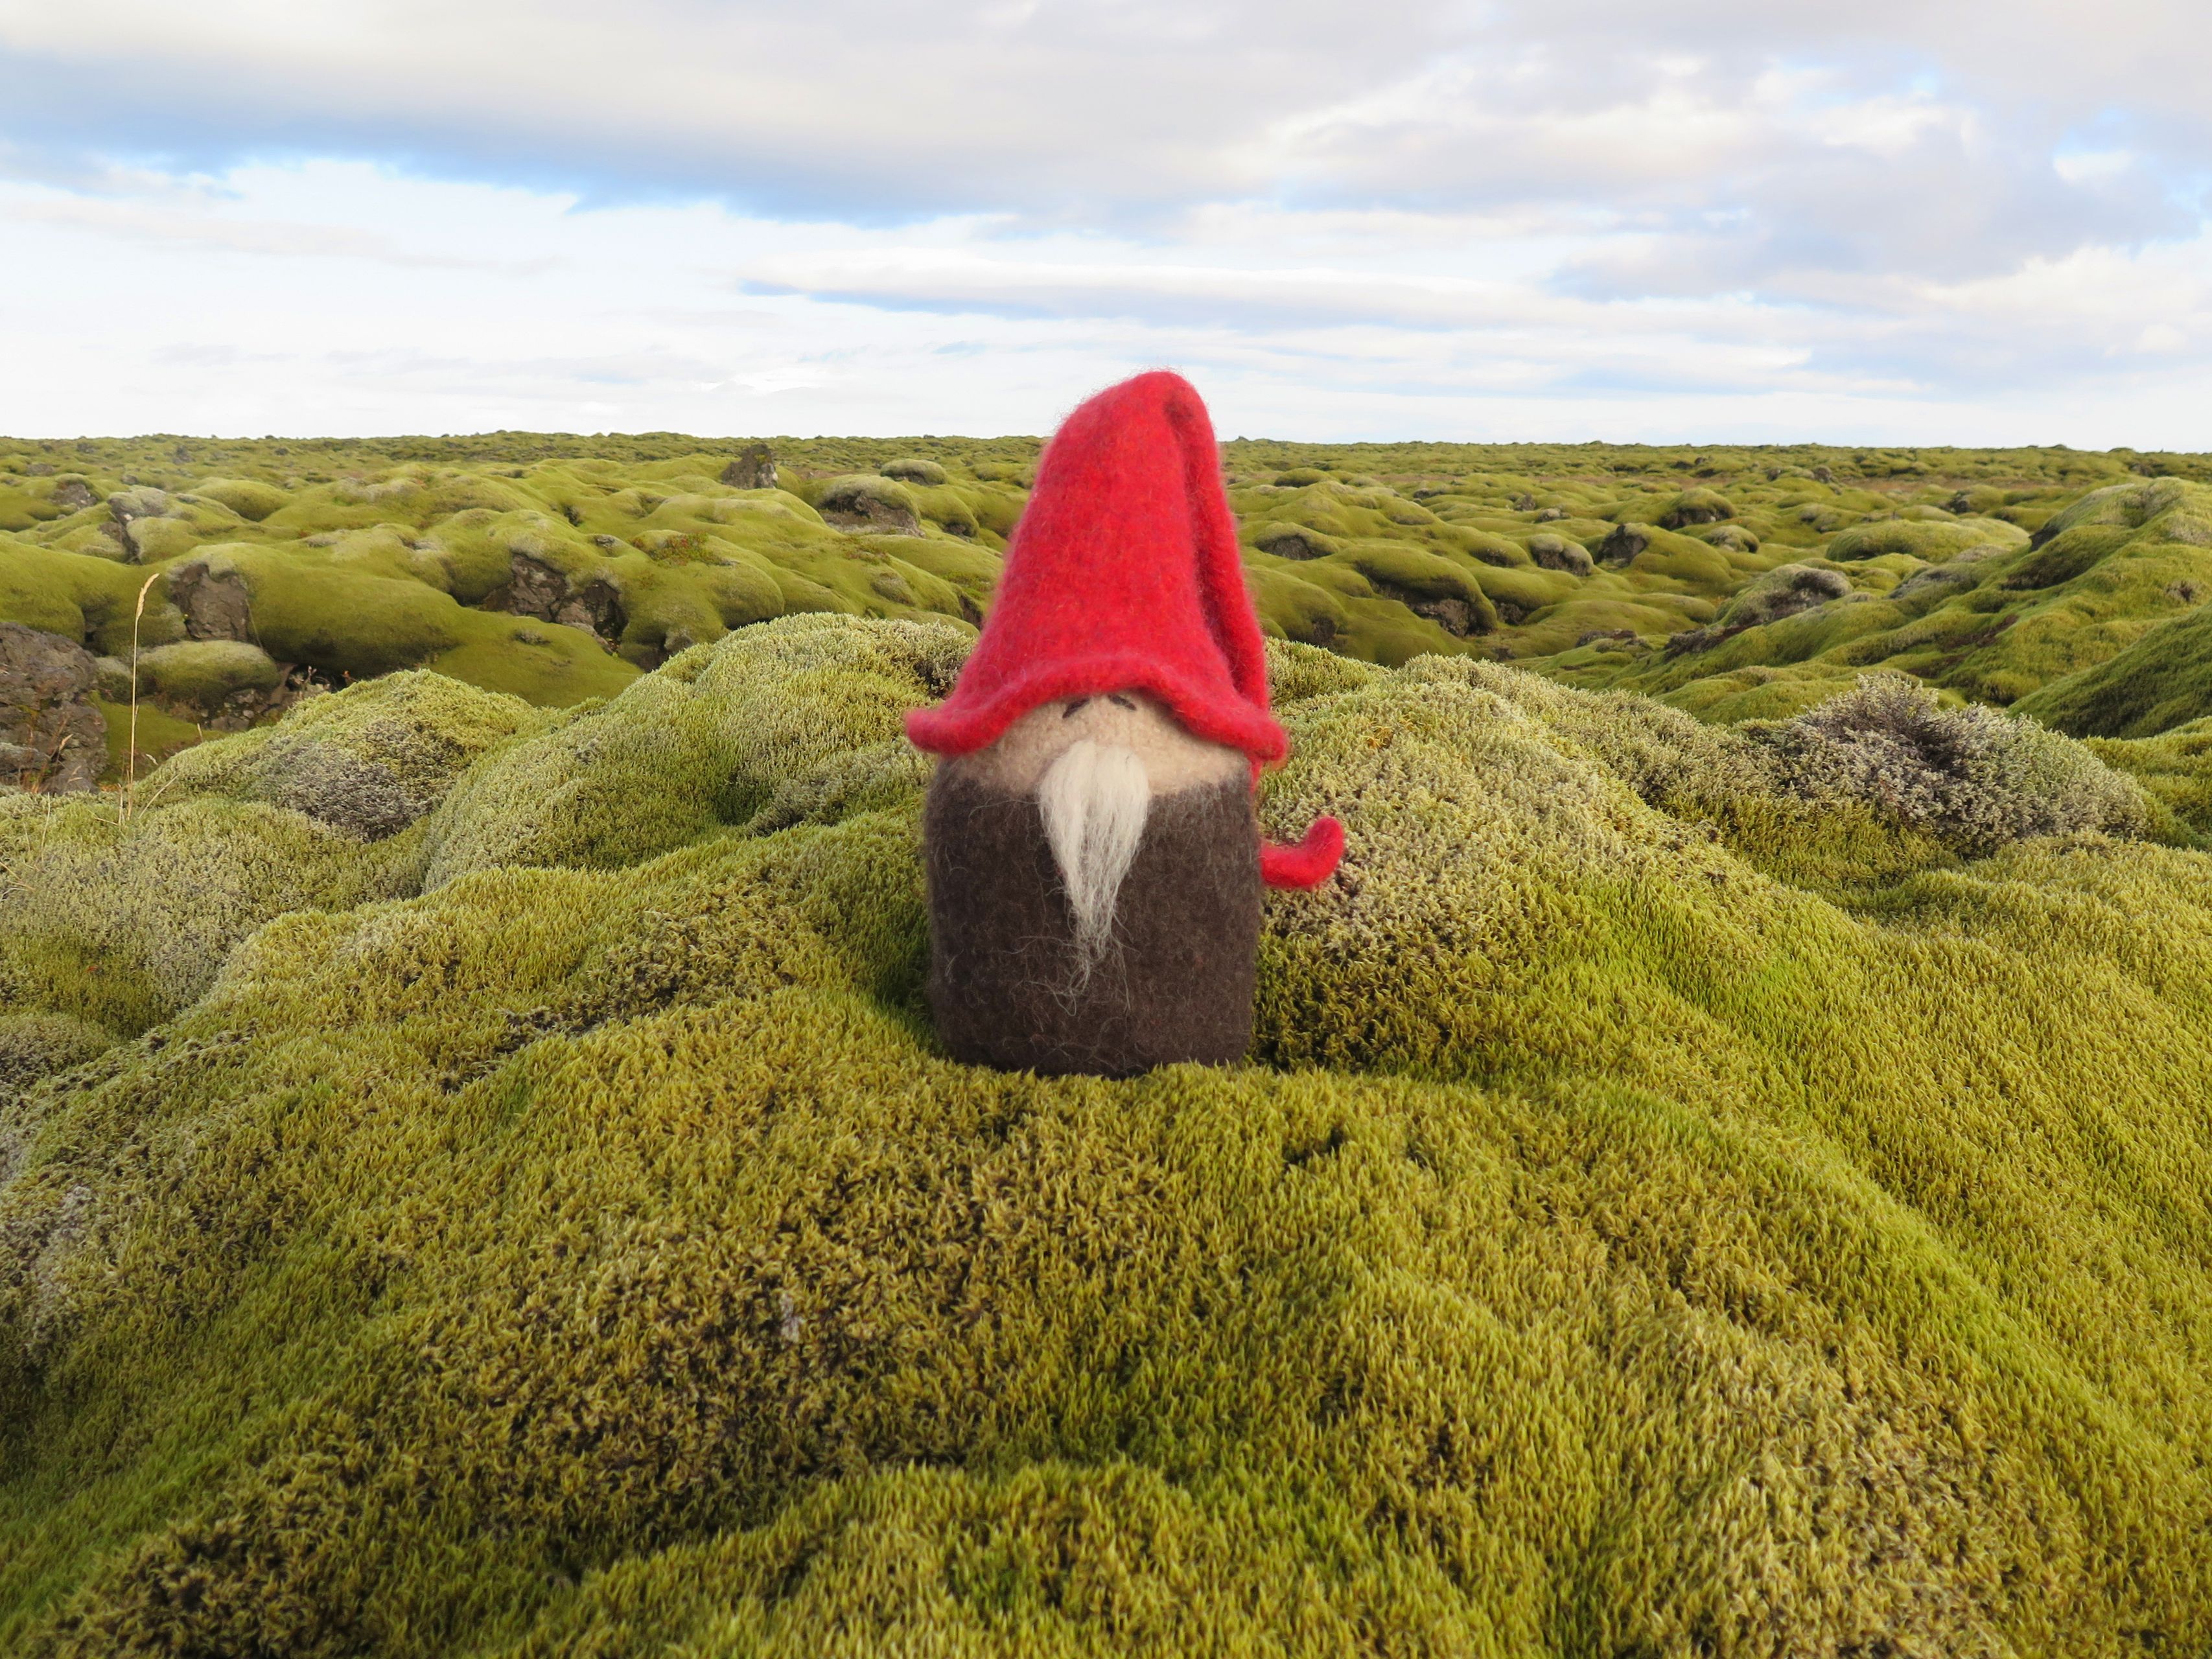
906,651 -> 1288,765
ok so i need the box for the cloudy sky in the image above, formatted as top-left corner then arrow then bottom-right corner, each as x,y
2,0 -> 2207,444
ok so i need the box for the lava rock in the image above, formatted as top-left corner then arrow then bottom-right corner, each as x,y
719,443 -> 778,491
0,623 -> 106,793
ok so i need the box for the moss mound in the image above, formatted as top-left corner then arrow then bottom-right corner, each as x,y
811,475 -> 924,537
2,619 -> 2211,1653
2013,601 -> 2212,738
1824,516 -> 2023,563
131,639 -> 284,719
2090,717 -> 2212,839
11,434 -> 2212,782
152,671 -> 552,842
878,456 -> 949,486
1551,476 -> 2212,723
187,478 -> 289,523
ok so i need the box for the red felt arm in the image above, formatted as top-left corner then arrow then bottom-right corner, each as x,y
1260,817 -> 1345,890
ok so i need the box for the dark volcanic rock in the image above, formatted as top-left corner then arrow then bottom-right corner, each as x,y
167,559 -> 256,642
1364,577 -> 1493,638
1595,524 -> 1651,566
1252,524 -> 1337,561
0,623 -> 106,793
1414,596 -> 1480,636
1530,533 -> 1594,576
719,443 -> 777,491
482,553 -> 627,646
106,487 -> 176,560
815,479 -> 924,537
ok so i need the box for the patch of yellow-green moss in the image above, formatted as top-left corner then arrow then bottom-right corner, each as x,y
1,619 -> 2209,1654
8,438 -> 2212,765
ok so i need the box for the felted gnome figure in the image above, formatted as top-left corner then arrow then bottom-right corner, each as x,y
906,369 -> 1343,1078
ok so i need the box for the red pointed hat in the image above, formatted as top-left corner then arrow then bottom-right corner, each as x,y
906,369 -> 1342,888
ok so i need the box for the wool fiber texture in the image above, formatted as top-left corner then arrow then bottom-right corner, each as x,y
905,369 -> 1342,886
924,765 -> 1261,1076
1034,738 -> 1151,977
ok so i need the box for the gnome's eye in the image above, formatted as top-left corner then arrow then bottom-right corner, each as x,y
1062,698 -> 1090,718
1108,694 -> 1137,711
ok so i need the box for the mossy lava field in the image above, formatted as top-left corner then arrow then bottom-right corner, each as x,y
3,430 -> 2212,1654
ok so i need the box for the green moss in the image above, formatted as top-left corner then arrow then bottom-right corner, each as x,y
187,478 -> 290,522
132,640 -> 283,716
2087,717 -> 2212,839
878,456 -> 948,485
259,469 -> 541,534
172,543 -> 469,677
0,540 -> 178,656
0,792 -> 386,1034
1717,562 -> 1851,628
417,613 -> 964,887
2013,603 -> 2212,738
412,509 -> 594,605
809,474 -> 922,535
94,696 -> 205,782
3,621 -> 2211,1652
0,1010 -> 116,1096
1651,485 -> 1735,528
1246,564 -> 1353,647
2032,476 -> 2207,543
1245,521 -> 1342,561
421,619 -> 641,708
14,434 -> 2209,719
1826,517 -> 2026,563
152,671 -> 552,842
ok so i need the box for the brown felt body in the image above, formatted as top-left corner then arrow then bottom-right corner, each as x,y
923,769 -> 1261,1077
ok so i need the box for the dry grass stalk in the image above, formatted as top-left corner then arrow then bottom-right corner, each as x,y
122,568 -> 161,824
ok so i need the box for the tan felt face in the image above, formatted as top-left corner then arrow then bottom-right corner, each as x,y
947,693 -> 1246,796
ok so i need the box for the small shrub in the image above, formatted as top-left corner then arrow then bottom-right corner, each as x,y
1749,672 -> 2146,852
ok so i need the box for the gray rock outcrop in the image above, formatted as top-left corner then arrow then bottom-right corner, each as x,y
482,552 -> 627,645
719,444 -> 778,491
167,558 -> 257,642
0,623 -> 106,793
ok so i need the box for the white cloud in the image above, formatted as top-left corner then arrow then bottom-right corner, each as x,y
9,191 -> 558,273
0,2 -> 2207,441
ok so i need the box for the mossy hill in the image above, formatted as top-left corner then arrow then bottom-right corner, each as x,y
5,613 -> 2212,1653
6,434 -> 2211,787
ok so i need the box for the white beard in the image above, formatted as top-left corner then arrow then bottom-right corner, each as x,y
942,691 -> 1241,992
1036,739 -> 1150,978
